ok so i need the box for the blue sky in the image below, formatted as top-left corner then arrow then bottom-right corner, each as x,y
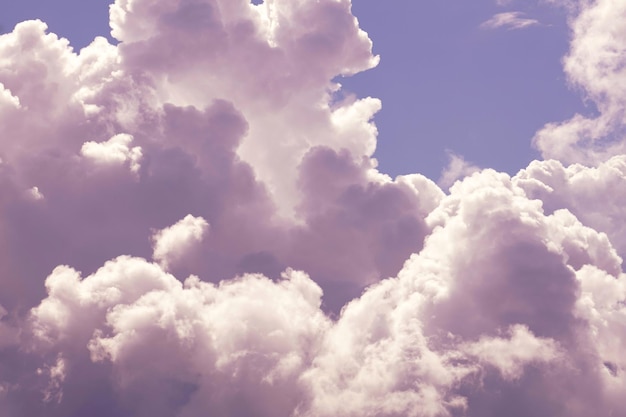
1,0 -> 593,179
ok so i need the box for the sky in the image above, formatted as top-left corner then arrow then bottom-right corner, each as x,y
0,0 -> 625,416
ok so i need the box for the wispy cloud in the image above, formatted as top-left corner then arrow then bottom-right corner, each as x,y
480,11 -> 540,30
438,151 -> 480,189
2,1 -> 626,416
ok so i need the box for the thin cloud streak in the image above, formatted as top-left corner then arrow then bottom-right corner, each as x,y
480,11 -> 541,30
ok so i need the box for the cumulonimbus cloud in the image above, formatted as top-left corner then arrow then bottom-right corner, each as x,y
0,0 -> 625,416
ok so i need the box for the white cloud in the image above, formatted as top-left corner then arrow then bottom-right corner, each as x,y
38,355 -> 66,404
0,82 -> 20,109
151,215 -> 209,271
81,133 -> 143,173
462,324 -> 562,380
533,0 -> 626,163
480,12 -> 540,30
305,168 -> 626,416
515,155 -> 626,261
27,186 -> 44,200
22,168 -> 626,416
30,256 -> 329,417
437,151 -> 481,189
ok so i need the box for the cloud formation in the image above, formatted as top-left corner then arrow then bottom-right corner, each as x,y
81,134 -> 143,174
480,12 -> 540,30
438,151 -> 480,189
0,0 -> 625,416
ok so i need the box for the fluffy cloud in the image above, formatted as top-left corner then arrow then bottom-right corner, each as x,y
28,256 -> 328,417
515,155 -> 626,258
81,134 -> 143,174
534,0 -> 626,163
0,0 -> 625,416
437,151 -> 481,189
23,170 -> 626,416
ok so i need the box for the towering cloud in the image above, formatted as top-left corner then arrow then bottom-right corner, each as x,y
0,0 -> 625,416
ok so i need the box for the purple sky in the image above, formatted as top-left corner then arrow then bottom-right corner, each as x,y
0,1 -> 625,416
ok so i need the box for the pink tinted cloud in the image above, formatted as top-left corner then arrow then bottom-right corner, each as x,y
0,0 -> 625,416
534,0 -> 626,163
480,12 -> 540,30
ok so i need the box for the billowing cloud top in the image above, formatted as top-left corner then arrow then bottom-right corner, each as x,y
0,0 -> 626,416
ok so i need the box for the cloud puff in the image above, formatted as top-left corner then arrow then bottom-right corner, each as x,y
515,155 -> 626,260
461,324 -> 562,381
81,134 -> 143,173
300,169 -> 626,417
24,169 -> 626,416
151,214 -> 209,270
28,256 -> 329,417
480,12 -> 540,30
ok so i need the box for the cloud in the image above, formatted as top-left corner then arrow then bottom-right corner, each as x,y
151,214 -> 209,270
29,256 -> 329,417
533,0 -> 626,163
437,151 -> 481,189
302,169 -> 626,417
38,355 -> 66,404
480,12 -> 540,30
81,134 -> 143,173
461,324 -> 562,381
515,155 -> 626,261
0,0 -> 625,416
24,171 -> 626,416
